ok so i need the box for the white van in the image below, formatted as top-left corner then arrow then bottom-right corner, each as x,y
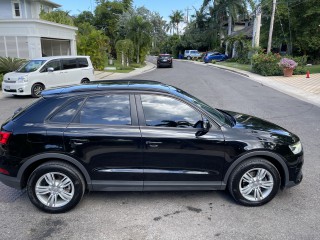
2,56 -> 94,97
184,50 -> 201,60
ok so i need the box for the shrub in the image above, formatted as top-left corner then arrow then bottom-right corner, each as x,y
0,73 -> 3,89
0,57 -> 26,74
293,56 -> 307,75
211,60 -> 217,64
252,53 -> 282,76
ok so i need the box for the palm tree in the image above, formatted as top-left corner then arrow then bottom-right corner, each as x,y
172,10 -> 184,35
127,15 -> 152,63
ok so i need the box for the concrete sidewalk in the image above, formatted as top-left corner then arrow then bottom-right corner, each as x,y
187,59 -> 320,108
94,61 -> 156,80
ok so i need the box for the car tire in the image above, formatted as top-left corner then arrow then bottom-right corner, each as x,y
27,161 -> 85,213
31,83 -> 45,98
187,56 -> 191,60
81,78 -> 90,84
228,158 -> 280,206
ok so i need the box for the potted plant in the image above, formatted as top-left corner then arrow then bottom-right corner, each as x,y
279,58 -> 298,77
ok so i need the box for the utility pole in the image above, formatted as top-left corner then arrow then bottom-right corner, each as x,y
267,0 -> 277,53
252,5 -> 262,48
185,7 -> 191,24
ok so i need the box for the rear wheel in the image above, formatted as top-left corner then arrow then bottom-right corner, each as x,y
27,161 -> 85,213
31,83 -> 44,98
228,158 -> 280,206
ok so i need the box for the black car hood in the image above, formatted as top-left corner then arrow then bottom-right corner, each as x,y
220,110 -> 299,144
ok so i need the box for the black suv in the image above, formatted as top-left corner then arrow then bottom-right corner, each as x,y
157,54 -> 173,68
0,80 -> 303,213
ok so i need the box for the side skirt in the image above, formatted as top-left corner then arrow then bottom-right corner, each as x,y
91,180 -> 226,191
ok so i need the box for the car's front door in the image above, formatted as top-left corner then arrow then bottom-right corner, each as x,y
63,93 -> 143,191
136,94 -> 226,191
39,59 -> 64,88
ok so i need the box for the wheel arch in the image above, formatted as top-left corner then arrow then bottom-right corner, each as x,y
223,151 -> 289,188
18,153 -> 92,190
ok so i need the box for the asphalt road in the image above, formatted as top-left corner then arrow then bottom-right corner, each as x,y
0,58 -> 320,240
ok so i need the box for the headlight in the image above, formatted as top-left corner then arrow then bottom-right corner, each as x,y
289,141 -> 302,154
17,76 -> 28,83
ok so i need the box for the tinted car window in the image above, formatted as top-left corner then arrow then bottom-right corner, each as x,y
79,95 -> 131,125
141,95 -> 202,128
61,58 -> 77,70
50,98 -> 84,123
41,60 -> 61,72
77,58 -> 88,67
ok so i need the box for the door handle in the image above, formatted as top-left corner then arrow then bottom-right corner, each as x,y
146,141 -> 162,148
70,139 -> 89,146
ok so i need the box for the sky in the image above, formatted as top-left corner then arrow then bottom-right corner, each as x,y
53,0 -> 203,21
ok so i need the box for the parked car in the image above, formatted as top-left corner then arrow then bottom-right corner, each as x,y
2,56 -> 94,98
0,80 -> 303,213
203,52 -> 228,63
184,50 -> 201,60
157,54 -> 173,68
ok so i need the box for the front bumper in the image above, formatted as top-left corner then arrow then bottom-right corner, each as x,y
286,169 -> 303,188
2,82 -> 31,95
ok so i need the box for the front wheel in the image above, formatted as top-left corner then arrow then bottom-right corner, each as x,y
81,78 -> 90,84
31,83 -> 44,98
228,158 -> 280,206
27,161 -> 85,213
187,56 -> 191,60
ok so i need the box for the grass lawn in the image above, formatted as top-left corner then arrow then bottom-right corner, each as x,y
104,59 -> 145,73
306,65 -> 320,74
216,62 -> 252,72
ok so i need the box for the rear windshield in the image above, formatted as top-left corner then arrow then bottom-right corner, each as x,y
11,98 -> 45,121
159,55 -> 171,59
17,60 -> 46,73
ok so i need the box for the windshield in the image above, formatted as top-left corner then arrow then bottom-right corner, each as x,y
171,87 -> 229,125
17,60 -> 46,73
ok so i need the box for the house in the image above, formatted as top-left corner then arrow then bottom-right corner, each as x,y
0,0 -> 77,59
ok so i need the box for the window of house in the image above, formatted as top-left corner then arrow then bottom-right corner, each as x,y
12,1 -> 21,18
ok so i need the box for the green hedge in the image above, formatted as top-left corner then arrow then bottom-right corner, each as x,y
293,56 -> 307,75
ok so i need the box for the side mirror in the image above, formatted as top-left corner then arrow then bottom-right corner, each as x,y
47,67 -> 54,72
195,119 -> 211,137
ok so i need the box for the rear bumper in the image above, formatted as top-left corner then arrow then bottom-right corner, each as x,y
157,62 -> 172,67
0,173 -> 21,189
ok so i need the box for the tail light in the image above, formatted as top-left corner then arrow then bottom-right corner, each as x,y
0,131 -> 11,145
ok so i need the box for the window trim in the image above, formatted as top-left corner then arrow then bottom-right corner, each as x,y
40,59 -> 62,73
11,1 -> 22,18
135,92 -> 220,130
70,93 -> 136,126
136,93 -> 205,129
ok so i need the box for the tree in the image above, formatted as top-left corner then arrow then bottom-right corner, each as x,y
77,22 -> 110,70
169,10 -> 184,35
94,0 -> 130,55
40,9 -> 74,26
115,39 -> 134,66
127,15 -> 153,63
73,11 -> 95,26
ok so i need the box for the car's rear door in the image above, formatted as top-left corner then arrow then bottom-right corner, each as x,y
136,93 -> 226,191
63,93 -> 143,191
